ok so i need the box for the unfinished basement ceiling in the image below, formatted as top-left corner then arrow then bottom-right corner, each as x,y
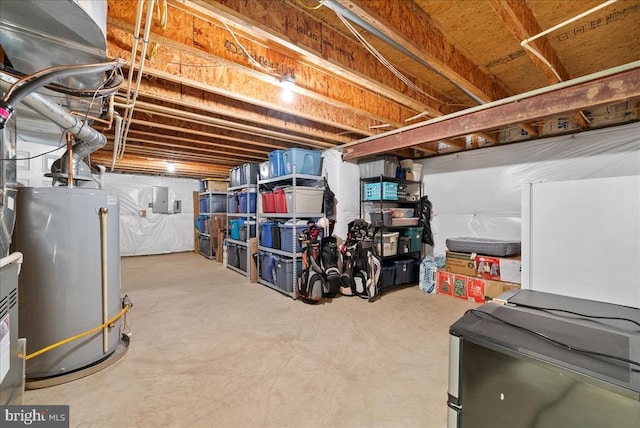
42,1 -> 640,177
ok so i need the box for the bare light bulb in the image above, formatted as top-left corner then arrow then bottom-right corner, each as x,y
167,162 -> 176,173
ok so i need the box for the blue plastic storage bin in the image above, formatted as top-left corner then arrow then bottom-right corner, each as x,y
282,148 -> 322,176
269,150 -> 286,177
381,265 -> 396,288
394,259 -> 413,284
197,216 -> 207,234
260,252 -> 276,283
260,221 -> 278,248
238,192 -> 257,213
227,194 -> 238,213
199,197 -> 208,213
230,218 -> 244,240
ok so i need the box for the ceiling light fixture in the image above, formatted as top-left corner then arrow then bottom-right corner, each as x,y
280,73 -> 296,103
166,161 -> 176,173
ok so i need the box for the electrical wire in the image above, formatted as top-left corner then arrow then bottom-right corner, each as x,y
25,305 -> 130,361
295,0 -> 326,10
335,13 -> 448,106
222,21 -> 276,74
466,308 -> 640,367
511,303 -> 640,329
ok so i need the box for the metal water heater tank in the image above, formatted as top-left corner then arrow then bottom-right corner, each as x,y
15,187 -> 122,379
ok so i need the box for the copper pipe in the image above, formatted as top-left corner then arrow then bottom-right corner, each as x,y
66,132 -> 73,187
70,111 -> 112,126
99,207 -> 109,353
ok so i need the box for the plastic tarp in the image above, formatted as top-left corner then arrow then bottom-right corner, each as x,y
415,122 -> 640,255
322,149 -> 361,240
102,173 -> 199,256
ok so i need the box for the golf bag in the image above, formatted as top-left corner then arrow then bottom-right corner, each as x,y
296,222 -> 325,303
340,220 -> 380,300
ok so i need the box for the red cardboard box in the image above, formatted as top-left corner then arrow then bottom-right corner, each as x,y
436,269 -> 520,303
475,255 -> 522,284
437,270 -> 453,296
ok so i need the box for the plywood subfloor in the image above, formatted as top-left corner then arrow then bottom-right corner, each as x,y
25,252 -> 476,427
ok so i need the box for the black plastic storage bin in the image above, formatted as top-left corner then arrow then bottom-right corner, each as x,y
239,222 -> 256,241
273,256 -> 302,293
393,259 -> 413,284
243,162 -> 259,185
410,259 -> 421,283
227,242 -> 239,267
238,245 -> 248,272
381,265 -> 396,288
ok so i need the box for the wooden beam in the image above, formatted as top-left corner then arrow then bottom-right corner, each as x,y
333,0 -> 512,103
92,150 -> 229,178
488,0 -> 589,129
124,98 -> 336,148
118,129 -> 269,157
130,83 -> 360,144
176,0 -> 450,117
343,66 -> 640,159
107,136 -> 264,163
106,7 -> 418,133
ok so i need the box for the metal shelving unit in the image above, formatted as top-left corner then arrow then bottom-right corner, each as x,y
256,171 -> 324,299
360,175 -> 422,289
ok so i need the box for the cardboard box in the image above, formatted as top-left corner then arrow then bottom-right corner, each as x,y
475,255 -> 521,284
445,251 -> 477,276
436,269 -> 520,303
204,179 -> 228,192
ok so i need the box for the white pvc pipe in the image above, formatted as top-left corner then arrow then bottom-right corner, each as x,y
119,0 -> 155,158
99,207 -> 109,354
521,0 -> 618,45
520,0 -> 618,83
111,112 -> 122,172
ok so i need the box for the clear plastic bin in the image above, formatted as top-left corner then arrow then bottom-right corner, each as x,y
374,232 -> 399,257
284,186 -> 324,213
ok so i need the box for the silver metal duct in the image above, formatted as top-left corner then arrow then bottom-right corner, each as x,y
0,117 -> 17,258
0,73 -> 108,181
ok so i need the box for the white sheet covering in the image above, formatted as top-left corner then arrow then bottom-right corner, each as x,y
415,122 -> 640,255
322,149 -> 361,240
102,173 -> 199,256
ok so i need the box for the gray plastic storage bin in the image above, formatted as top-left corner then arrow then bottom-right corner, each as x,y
370,209 -> 393,227
243,162 -> 259,185
210,194 -> 226,213
238,245 -> 248,272
227,242 -> 239,267
273,256 -> 302,293
358,156 -> 398,178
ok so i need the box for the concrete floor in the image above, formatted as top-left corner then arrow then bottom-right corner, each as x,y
26,252 -> 476,427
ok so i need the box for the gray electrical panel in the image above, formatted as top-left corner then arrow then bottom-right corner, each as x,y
152,186 -> 169,214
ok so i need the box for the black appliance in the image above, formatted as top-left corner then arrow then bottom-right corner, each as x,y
448,289 -> 640,428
